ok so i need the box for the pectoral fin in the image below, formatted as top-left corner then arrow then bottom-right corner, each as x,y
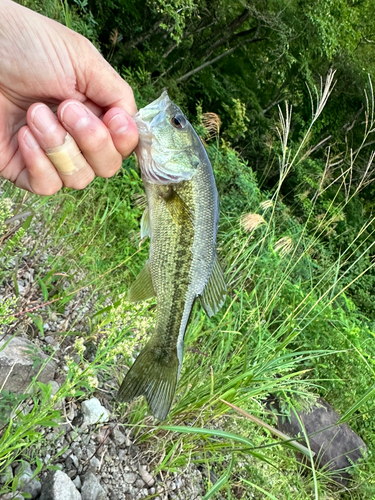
127,262 -> 155,302
161,188 -> 194,226
140,206 -> 150,239
200,255 -> 226,317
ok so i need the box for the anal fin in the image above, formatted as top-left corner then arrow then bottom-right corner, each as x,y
200,255 -> 226,317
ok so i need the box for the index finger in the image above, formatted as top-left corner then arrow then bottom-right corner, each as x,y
79,38 -> 137,116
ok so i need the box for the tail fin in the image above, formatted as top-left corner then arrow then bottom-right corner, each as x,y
118,341 -> 179,420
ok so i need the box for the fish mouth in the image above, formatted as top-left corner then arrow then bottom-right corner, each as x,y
134,91 -> 171,126
134,91 -> 172,147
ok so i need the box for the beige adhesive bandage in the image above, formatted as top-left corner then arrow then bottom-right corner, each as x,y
45,133 -> 87,176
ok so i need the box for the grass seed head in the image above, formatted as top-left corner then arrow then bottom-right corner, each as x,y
275,236 -> 294,256
260,200 -> 273,211
110,28 -> 119,45
202,112 -> 222,140
241,213 -> 266,232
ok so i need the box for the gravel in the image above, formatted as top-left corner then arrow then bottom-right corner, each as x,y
0,201 -> 206,500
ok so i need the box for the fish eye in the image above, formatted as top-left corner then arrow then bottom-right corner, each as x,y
171,114 -> 187,129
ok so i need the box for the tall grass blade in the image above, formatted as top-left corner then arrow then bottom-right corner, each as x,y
338,383 -> 375,424
202,454 -> 234,500
220,400 -> 314,459
241,479 -> 279,499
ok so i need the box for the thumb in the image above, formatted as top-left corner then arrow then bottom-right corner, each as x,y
75,39 -> 137,116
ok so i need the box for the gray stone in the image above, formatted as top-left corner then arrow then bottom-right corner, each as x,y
81,398 -> 110,425
49,381 -> 60,396
123,472 -> 137,484
81,472 -> 106,500
135,479 -> 145,489
72,475 -> 82,491
39,470 -> 81,500
111,427 -> 126,446
65,454 -> 79,469
276,397 -> 367,485
89,457 -> 100,471
0,493 -> 23,500
16,461 -> 41,499
0,465 -> 13,484
0,335 -> 56,394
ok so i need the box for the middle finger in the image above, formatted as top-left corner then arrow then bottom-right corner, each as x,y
58,100 -> 124,178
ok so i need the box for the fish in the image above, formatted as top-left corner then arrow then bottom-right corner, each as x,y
118,91 -> 226,420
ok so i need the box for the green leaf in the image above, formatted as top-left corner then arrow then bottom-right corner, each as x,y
46,465 -> 62,471
38,278 -> 48,301
27,314 -> 44,336
202,454 -> 234,500
159,425 -> 253,447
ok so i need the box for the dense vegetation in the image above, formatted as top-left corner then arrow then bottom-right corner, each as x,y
1,0 -> 375,498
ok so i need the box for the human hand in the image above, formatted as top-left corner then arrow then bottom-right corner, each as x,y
0,0 -> 138,195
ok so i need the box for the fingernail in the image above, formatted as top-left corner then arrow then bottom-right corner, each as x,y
31,104 -> 58,135
108,112 -> 129,134
60,102 -> 90,130
23,129 -> 39,149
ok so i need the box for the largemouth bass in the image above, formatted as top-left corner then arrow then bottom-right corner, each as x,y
118,92 -> 226,419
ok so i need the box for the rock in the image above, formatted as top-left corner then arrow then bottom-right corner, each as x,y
276,398 -> 367,485
16,461 -> 41,499
81,472 -> 106,500
72,476 -> 82,491
0,335 -> 56,394
111,427 -> 126,446
0,465 -> 13,484
135,479 -> 145,489
65,454 -> 79,470
39,470 -> 81,500
123,472 -> 137,484
89,457 -> 100,471
48,381 -> 60,397
81,398 -> 110,425
118,450 -> 128,462
0,493 -> 23,499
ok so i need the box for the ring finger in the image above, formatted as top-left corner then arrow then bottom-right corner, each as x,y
26,103 -> 94,189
